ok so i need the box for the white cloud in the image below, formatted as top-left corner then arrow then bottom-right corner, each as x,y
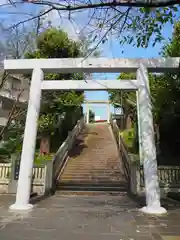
0,0 -> 8,5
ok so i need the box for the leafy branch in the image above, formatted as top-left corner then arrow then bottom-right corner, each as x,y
0,88 -> 25,140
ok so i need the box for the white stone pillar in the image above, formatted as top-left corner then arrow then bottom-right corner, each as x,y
137,64 -> 166,215
136,91 -> 143,165
10,68 -> 43,211
86,104 -> 89,124
107,103 -> 110,123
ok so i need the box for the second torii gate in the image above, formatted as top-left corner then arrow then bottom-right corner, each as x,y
84,100 -> 111,124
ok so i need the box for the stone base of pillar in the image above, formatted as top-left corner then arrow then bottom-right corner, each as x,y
9,203 -> 33,211
140,206 -> 167,215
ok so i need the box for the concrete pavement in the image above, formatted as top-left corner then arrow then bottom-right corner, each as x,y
0,193 -> 180,239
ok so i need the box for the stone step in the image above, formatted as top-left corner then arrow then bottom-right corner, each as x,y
62,166 -> 121,170
62,164 -> 121,167
58,181 -> 127,185
57,124 -> 126,188
64,162 -> 121,166
60,172 -> 124,176
60,176 -> 124,179
60,174 -> 124,179
62,169 -> 122,173
57,182 -> 128,192
59,178 -> 124,182
61,170 -> 123,175
56,191 -> 127,196
61,163 -> 122,166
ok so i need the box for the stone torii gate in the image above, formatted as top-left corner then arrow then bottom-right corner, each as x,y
84,100 -> 111,123
4,57 -> 180,214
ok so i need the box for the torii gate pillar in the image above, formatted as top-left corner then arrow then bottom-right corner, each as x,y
107,103 -> 110,123
86,104 -> 89,124
10,68 -> 43,211
137,64 -> 166,215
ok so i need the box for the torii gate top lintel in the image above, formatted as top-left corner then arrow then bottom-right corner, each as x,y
4,57 -> 180,74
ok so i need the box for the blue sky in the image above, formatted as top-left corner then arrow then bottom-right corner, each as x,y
0,1 -> 175,119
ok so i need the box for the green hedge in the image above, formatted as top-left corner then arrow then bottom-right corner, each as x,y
34,153 -> 54,165
120,128 -> 134,148
120,127 -> 139,155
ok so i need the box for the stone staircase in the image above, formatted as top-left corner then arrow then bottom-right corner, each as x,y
57,123 -> 127,192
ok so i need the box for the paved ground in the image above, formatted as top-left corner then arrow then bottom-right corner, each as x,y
0,193 -> 180,239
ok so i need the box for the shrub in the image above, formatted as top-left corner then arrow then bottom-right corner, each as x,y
120,127 -> 138,154
34,153 -> 54,165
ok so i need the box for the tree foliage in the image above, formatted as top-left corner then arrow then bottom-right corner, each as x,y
110,21 -> 180,157
0,27 -> 86,158
156,22 -> 180,154
25,28 -> 84,137
120,6 -> 178,48
89,109 -> 95,123
2,1 -> 179,51
109,73 -> 136,117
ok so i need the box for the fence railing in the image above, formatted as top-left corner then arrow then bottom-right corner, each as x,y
130,155 -> 180,196
119,136 -> 132,183
110,118 -> 120,146
110,118 -> 131,184
140,165 -> 180,187
0,117 -> 85,195
32,164 -> 46,185
53,117 -> 85,180
0,162 -> 47,194
0,163 -> 11,184
110,117 -> 180,196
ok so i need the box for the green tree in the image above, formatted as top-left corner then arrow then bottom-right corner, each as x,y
25,28 -> 85,151
109,72 -> 170,125
109,73 -> 138,152
0,26 -> 101,159
89,109 -> 95,123
109,73 -> 136,122
109,21 -> 180,159
155,22 -> 180,155
108,72 -> 167,154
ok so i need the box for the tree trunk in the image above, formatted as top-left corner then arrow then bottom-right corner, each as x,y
39,136 -> 50,155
